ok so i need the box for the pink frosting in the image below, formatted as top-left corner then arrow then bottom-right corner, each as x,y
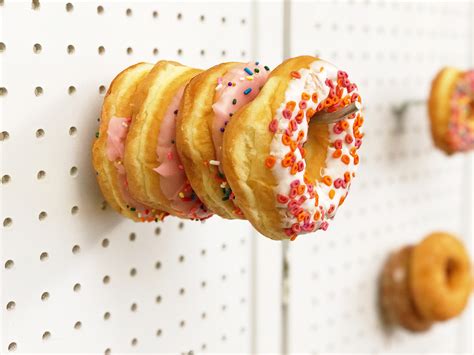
211,62 -> 270,171
154,86 -> 212,220
106,117 -> 163,221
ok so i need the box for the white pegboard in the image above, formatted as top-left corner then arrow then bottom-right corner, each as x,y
286,0 -> 474,354
1,1 -> 473,354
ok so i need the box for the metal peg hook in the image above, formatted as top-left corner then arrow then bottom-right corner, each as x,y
391,99 -> 426,133
310,101 -> 362,125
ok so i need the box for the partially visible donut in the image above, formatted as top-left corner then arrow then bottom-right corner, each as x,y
380,246 -> 433,332
92,62 -> 168,222
176,61 -> 270,219
429,67 -> 474,154
124,61 -> 212,220
410,232 -> 473,321
222,56 -> 363,240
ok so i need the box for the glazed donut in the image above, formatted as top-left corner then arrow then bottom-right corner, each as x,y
92,62 -> 168,222
429,67 -> 474,154
222,56 -> 363,240
123,61 -> 212,220
176,61 -> 271,219
380,246 -> 433,332
410,232 -> 472,321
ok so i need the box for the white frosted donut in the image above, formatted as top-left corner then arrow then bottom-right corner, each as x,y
223,56 -> 364,240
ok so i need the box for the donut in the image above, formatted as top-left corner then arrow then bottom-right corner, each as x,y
123,61 -> 212,220
428,67 -> 474,154
176,61 -> 271,219
380,246 -> 433,332
222,56 -> 363,240
410,232 -> 473,321
92,62 -> 168,222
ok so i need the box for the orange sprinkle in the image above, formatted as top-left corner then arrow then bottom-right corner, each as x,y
306,108 -> 315,120
354,155 -> 360,165
265,156 -> 276,168
297,212 -> 306,222
297,184 -> 306,195
344,172 -> 351,182
282,158 -> 292,168
301,92 -> 310,101
311,93 -> 318,103
297,130 -> 305,142
313,210 -> 321,220
290,163 -> 299,175
322,176 -> 332,186
314,193 -> 319,206
332,149 -> 342,158
284,152 -> 294,160
290,141 -> 297,152
295,110 -> 304,123
338,196 -> 345,206
300,146 -> 306,158
329,189 -> 335,199
340,120 -> 349,130
286,101 -> 296,111
282,134 -> 291,146
350,147 -> 357,157
341,155 -> 350,165
290,234 -> 297,241
291,71 -> 301,79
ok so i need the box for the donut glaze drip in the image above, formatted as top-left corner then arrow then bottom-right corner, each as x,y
106,117 -> 167,222
266,60 -> 363,240
154,87 -> 213,220
447,70 -> 474,151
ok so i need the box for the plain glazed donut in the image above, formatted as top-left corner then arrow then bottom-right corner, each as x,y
429,67 -> 474,154
123,61 -> 212,220
92,62 -> 168,222
380,247 -> 433,332
176,61 -> 270,219
410,232 -> 473,321
222,56 -> 363,240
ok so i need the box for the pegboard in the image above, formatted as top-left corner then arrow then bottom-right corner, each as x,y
1,1 -> 473,354
286,0 -> 474,354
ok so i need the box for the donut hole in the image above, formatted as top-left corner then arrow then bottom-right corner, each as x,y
444,257 -> 461,288
303,121 -> 329,182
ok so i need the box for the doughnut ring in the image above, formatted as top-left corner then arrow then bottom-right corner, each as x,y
176,61 -> 270,219
429,67 -> 474,154
380,246 -> 433,332
410,232 -> 473,321
123,61 -> 212,220
92,62 -> 168,222
222,56 -> 364,240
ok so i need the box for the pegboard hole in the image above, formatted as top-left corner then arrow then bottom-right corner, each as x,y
3,217 -> 13,227
177,13 -> 182,20
199,14 -> 205,22
155,261 -> 161,269
72,244 -> 80,254
37,170 -> 46,180
33,43 -> 42,53
42,331 -> 51,341
38,211 -> 48,221
65,2 -> 73,12
201,281 -> 206,288
130,303 -> 137,312
241,18 -> 246,25
178,222 -> 184,229
103,275 -> 110,284
200,49 -> 205,56
156,329 -> 162,337
126,47 -> 133,55
179,288 -> 185,295
201,344 -> 206,350
152,10 -> 159,18
2,174 -> 11,184
6,301 -> 16,311
70,166 -> 78,177
129,232 -> 136,241
201,249 -> 206,256
39,252 -> 49,261
201,312 -> 206,319
73,283 -> 81,292
101,238 -> 109,247
131,338 -> 138,347
0,87 -> 8,96
1,131 -> 10,141
155,227 -> 161,235
126,8 -> 132,16
177,48 -> 183,56
179,320 -> 186,328
103,312 -> 111,320
68,86 -> 76,95
221,17 -> 226,23
34,87 -> 43,96
130,268 -> 137,277
104,348 -> 111,355
67,44 -> 75,55
7,342 -> 17,352
99,85 -> 106,94
69,126 -> 77,136
221,50 -> 226,57
97,5 -> 104,14
31,0 -> 40,10
36,128 -> 45,138
179,255 -> 185,263
0,42 -> 5,52
5,260 -> 14,269
155,295 -> 162,303
98,46 -> 105,55
74,321 -> 82,330
41,292 -> 49,301
153,48 -> 159,56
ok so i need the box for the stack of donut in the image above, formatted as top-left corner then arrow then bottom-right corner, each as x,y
380,232 -> 473,332
92,56 -> 364,240
429,67 -> 474,154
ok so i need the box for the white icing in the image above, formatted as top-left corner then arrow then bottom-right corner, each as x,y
269,59 -> 363,237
